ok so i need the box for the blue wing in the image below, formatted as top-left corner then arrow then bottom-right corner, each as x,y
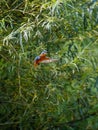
34,56 -> 40,61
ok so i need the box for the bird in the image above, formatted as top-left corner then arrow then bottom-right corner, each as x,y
34,50 -> 58,67
34,50 -> 50,67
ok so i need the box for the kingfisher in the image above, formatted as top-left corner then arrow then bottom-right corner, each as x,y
34,50 -> 58,67
34,50 -> 50,67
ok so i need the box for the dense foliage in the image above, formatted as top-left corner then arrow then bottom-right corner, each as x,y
0,0 -> 98,129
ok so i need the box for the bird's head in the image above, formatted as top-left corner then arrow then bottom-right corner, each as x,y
40,50 -> 47,57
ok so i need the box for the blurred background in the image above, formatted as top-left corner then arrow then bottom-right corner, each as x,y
0,0 -> 98,129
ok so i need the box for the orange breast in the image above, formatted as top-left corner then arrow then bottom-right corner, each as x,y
34,56 -> 50,67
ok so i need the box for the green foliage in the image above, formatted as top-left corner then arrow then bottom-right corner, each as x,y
0,0 -> 98,129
